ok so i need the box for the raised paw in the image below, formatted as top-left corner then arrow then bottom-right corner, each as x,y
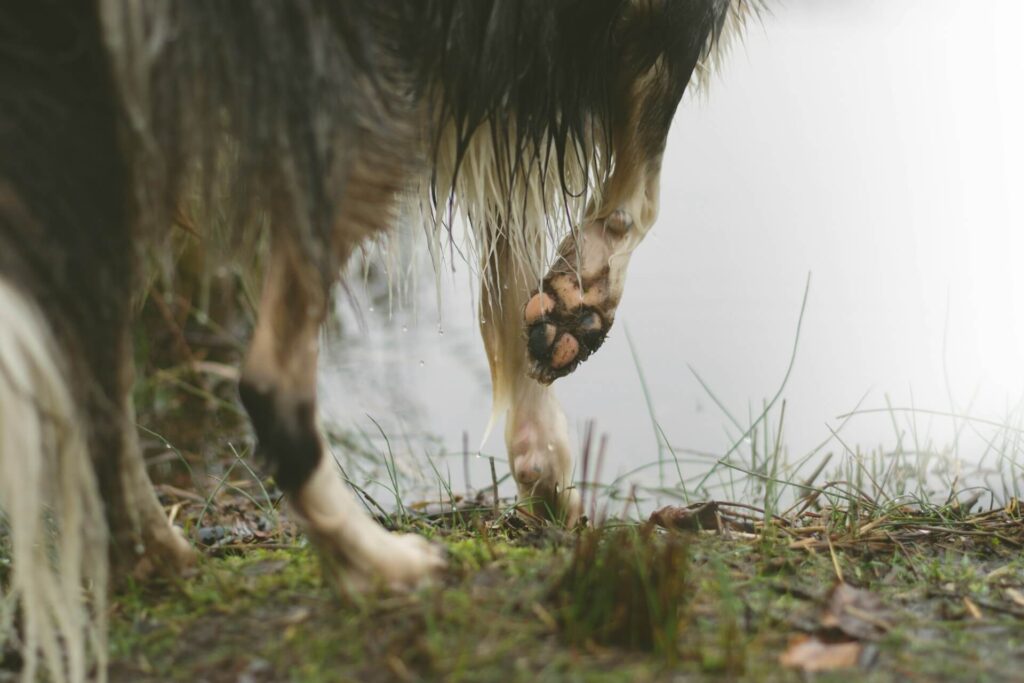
524,209 -> 635,383
524,295 -> 607,383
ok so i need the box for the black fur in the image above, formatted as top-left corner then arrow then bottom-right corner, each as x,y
0,1 -> 129,390
102,0 -> 750,248
0,0 -> 146,561
238,382 -> 322,494
0,0 -> 753,546
0,4 -> 762,677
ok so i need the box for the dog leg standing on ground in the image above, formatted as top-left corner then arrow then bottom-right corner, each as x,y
0,1 -> 759,679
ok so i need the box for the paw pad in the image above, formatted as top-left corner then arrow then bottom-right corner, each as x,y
522,210 -> 634,383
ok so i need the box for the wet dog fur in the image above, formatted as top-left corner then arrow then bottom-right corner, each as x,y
0,1 -> 760,679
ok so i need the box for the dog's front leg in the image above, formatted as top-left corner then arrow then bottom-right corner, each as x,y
523,50 -> 691,384
239,239 -> 444,592
481,241 -> 582,525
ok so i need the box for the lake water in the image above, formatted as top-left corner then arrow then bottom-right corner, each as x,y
319,1 -> 1024,510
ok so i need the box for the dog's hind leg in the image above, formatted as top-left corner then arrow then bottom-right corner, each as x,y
57,308 -> 197,582
481,240 -> 582,525
239,229 -> 444,592
96,343 -> 197,579
0,2 -> 194,675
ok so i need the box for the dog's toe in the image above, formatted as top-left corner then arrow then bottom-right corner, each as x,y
525,303 -> 610,383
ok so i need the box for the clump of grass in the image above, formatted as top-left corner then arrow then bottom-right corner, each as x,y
549,523 -> 690,659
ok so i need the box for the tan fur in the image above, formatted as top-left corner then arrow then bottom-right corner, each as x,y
480,244 -> 581,523
241,161 -> 445,589
470,58 -> 672,520
242,249 -> 446,589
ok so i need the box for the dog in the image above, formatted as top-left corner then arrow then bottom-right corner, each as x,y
0,1 -> 759,679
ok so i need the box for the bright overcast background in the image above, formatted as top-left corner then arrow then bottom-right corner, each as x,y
321,0 -> 1024,493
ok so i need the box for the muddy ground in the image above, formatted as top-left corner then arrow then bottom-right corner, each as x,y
7,291 -> 1021,683
107,382 -> 1024,683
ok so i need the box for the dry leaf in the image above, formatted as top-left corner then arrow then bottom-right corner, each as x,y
821,582 -> 889,640
963,597 -> 983,620
985,564 -> 1014,582
780,635 -> 862,672
781,582 -> 888,672
1006,587 -> 1024,609
281,606 -> 312,626
649,502 -> 721,531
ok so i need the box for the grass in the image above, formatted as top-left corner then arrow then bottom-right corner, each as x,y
7,267 -> 1024,681
4,349 -> 1024,681
551,523 -> 690,658
108,359 -> 1024,682
106,504 -> 1024,682
125,270 -> 1024,680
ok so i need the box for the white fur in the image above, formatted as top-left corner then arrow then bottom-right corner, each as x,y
506,380 -> 580,524
296,457 -> 444,592
417,0 -> 764,299
414,121 -> 607,435
422,121 -> 607,294
0,278 -> 108,683
403,2 -> 763,522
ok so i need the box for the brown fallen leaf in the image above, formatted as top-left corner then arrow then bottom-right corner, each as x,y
781,582 -> 888,672
963,596 -> 983,620
821,582 -> 889,640
780,635 -> 862,672
1006,587 -> 1024,609
649,502 -> 721,531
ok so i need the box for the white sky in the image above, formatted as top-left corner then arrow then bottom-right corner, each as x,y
322,1 -> 1024,493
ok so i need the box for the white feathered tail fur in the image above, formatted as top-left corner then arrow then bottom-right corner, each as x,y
0,278 -> 108,683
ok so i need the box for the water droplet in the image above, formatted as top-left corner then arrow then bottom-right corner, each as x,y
368,306 -> 375,313
419,360 -> 425,367
546,443 -> 554,452
401,325 -> 408,333
480,318 -> 487,324
438,327 -> 445,336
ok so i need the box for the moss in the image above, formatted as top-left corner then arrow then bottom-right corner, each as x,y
106,528 -> 1024,682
